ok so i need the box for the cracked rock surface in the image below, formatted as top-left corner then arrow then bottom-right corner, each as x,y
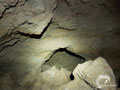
0,0 -> 120,90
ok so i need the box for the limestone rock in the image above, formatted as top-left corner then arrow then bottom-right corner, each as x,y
0,0 -> 120,90
0,0 -> 56,38
41,66 -> 70,86
32,66 -> 71,90
73,57 -> 116,90
59,79 -> 93,90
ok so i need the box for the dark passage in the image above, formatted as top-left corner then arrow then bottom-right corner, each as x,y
45,48 -> 85,63
42,48 -> 85,72
118,78 -> 120,88
70,73 -> 74,80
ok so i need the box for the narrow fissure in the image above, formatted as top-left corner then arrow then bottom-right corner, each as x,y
42,48 -> 86,72
118,77 -> 120,88
0,40 -> 20,52
45,48 -> 85,64
16,18 -> 53,39
70,73 -> 74,80
76,72 -> 100,90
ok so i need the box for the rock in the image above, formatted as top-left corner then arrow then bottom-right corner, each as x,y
0,73 -> 13,90
53,0 -> 77,29
0,3 -> 5,17
0,0 -> 120,90
0,0 -> 57,38
41,66 -> 70,86
18,71 -> 37,87
59,79 -> 93,90
32,66 -> 71,90
44,52 -> 84,71
81,0 -> 90,3
73,57 -> 116,90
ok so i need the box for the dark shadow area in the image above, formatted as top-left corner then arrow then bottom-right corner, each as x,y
16,18 -> 53,39
45,48 -> 85,63
114,0 -> 120,11
42,48 -> 86,72
65,49 -> 85,61
108,0 -> 120,14
118,77 -> 120,88
70,73 -> 74,80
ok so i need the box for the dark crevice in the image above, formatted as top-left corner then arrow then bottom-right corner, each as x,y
0,20 -> 31,50
70,73 -> 74,80
0,40 -> 20,52
44,47 -> 85,64
0,18 -> 52,52
65,49 -> 85,61
0,37 -> 20,46
58,26 -> 76,31
0,20 -> 32,42
0,32 -> 13,41
97,4 -> 113,14
83,79 -> 100,90
76,72 -> 100,90
118,77 -> 120,88
16,18 -> 53,39
0,0 -> 19,19
52,0 -> 58,12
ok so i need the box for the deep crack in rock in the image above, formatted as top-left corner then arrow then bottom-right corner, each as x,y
0,40 -> 20,52
76,70 -> 100,90
0,0 -> 19,19
42,48 -> 85,72
16,18 -> 53,39
44,48 -> 85,64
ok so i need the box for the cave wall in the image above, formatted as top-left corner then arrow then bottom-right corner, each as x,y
0,0 -> 120,90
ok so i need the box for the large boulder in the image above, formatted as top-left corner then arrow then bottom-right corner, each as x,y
73,57 -> 116,90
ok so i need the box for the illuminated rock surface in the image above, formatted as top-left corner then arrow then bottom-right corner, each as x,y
0,0 -> 120,90
73,57 -> 116,90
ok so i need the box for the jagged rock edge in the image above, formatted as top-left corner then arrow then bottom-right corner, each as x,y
0,0 -> 19,19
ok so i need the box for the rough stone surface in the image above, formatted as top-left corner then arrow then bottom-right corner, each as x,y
0,57 -> 116,90
0,0 -> 120,89
43,52 -> 84,71
73,57 -> 116,90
